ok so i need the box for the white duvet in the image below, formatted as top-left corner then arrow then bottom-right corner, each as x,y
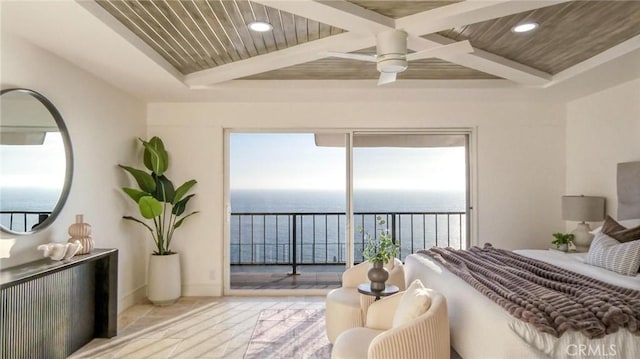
510,250 -> 640,359
404,250 -> 640,359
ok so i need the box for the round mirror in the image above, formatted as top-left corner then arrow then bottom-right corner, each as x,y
0,88 -> 73,234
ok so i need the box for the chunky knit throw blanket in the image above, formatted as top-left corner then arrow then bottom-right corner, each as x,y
419,244 -> 640,339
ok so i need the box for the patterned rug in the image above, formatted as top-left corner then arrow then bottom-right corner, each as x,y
244,308 -> 332,359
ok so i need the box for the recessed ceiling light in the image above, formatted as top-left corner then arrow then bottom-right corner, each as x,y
248,21 -> 273,32
512,22 -> 539,33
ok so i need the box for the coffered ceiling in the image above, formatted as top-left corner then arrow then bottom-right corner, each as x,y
11,0 -> 640,91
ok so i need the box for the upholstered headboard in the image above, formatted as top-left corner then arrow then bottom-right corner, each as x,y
617,161 -> 640,220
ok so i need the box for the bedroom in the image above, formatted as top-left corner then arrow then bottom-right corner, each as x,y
0,1 -> 639,358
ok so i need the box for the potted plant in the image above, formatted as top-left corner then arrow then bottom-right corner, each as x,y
551,232 -> 574,252
360,216 -> 400,291
119,136 -> 198,305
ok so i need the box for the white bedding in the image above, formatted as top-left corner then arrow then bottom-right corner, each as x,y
405,250 -> 640,359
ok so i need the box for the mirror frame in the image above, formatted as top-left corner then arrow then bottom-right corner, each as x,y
0,88 -> 74,235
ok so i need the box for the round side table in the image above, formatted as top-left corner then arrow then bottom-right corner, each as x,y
357,283 -> 399,301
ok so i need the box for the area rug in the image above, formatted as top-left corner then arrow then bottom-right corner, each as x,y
244,308 -> 332,359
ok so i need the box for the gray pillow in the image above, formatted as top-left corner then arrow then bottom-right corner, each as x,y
585,232 -> 640,276
601,215 -> 640,243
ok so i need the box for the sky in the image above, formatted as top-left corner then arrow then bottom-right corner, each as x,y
0,132 -> 66,188
230,133 -> 466,191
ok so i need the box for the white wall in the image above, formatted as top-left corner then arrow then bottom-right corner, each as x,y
148,100 -> 567,296
566,78 -> 640,219
0,33 -> 148,312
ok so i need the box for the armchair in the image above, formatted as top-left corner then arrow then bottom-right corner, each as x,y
325,258 -> 405,343
331,288 -> 450,359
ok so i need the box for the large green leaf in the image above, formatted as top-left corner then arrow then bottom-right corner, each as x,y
141,137 -> 168,175
172,194 -> 194,216
119,165 -> 156,193
122,187 -> 149,203
174,211 -> 199,229
138,196 -> 163,219
153,174 -> 175,203
173,179 -> 197,204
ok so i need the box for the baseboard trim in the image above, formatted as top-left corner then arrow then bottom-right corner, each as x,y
119,285 -> 147,314
182,283 -> 222,296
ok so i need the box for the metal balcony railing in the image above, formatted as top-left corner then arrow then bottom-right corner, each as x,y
230,211 -> 466,274
0,211 -> 51,232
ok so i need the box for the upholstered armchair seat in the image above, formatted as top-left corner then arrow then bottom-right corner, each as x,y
325,258 -> 405,343
331,288 -> 450,359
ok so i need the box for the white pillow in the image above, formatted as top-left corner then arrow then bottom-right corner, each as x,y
591,218 -> 640,234
392,279 -> 431,328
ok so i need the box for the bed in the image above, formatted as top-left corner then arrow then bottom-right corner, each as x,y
405,161 -> 640,359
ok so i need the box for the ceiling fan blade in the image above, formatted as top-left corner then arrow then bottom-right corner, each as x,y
321,51 -> 377,62
377,72 -> 397,85
406,40 -> 473,62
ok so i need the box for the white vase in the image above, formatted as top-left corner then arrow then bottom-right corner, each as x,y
68,214 -> 94,255
147,253 -> 181,306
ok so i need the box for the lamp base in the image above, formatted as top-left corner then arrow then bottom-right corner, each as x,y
571,222 -> 594,252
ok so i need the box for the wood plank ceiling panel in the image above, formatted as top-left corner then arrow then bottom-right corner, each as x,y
241,58 -> 499,80
96,0 -> 345,74
438,1 -> 640,74
346,0 -> 461,19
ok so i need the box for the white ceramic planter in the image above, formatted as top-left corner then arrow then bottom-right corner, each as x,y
147,253 -> 181,306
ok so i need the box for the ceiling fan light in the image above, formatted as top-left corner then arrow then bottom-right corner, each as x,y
377,57 -> 407,73
248,21 -> 273,32
512,22 -> 538,33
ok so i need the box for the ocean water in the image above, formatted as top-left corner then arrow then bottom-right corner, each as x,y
0,187 -> 61,231
230,189 -> 466,264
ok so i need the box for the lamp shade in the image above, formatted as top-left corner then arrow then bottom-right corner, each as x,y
561,195 -> 605,222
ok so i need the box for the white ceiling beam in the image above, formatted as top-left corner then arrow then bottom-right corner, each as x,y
545,34 -> 640,87
417,34 -> 551,86
252,0 -> 394,34
185,32 -> 374,88
397,0 -> 571,36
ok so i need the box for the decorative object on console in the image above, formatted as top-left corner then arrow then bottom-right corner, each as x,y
37,241 -> 82,261
551,232 -> 574,252
561,195 -> 605,252
119,136 -> 198,305
68,214 -> 94,255
359,216 -> 399,291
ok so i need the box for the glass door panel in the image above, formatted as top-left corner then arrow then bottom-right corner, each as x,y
352,133 -> 469,262
228,133 -> 347,290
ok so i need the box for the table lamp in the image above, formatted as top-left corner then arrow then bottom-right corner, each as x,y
561,195 -> 606,252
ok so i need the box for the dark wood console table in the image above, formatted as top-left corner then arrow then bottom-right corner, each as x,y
0,248 -> 118,359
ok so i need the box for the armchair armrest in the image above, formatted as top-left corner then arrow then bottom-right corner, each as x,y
342,262 -> 369,288
388,259 -> 406,290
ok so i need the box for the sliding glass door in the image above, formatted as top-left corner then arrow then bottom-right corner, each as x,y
226,130 -> 471,292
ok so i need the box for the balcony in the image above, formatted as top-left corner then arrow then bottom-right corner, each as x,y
0,211 -> 51,232
230,211 -> 466,290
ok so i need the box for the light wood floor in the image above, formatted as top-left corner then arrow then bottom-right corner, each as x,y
71,296 -> 325,359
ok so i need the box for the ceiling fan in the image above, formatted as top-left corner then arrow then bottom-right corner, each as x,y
323,29 -> 474,85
